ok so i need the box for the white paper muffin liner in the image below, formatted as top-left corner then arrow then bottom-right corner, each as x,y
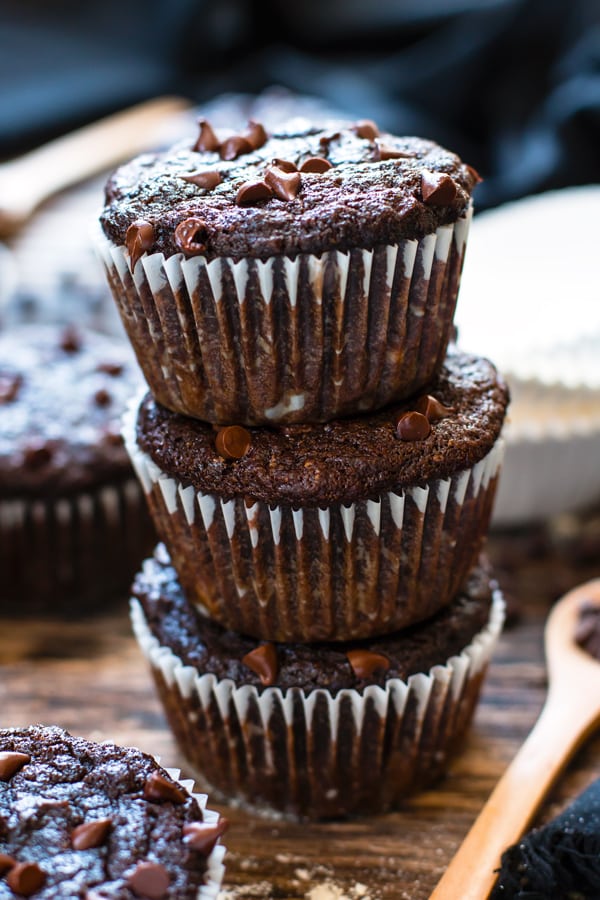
123,397 -> 505,641
96,207 -> 471,425
131,587 -> 504,819
0,478 -> 154,614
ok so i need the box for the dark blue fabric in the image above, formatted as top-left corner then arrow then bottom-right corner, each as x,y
1,0 -> 598,208
491,778 -> 600,899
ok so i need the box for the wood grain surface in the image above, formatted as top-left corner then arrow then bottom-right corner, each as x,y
1,516 -> 599,900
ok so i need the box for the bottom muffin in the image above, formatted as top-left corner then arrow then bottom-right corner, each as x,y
131,546 -> 505,820
0,725 -> 226,899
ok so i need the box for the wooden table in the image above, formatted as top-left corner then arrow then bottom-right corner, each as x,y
1,509 -> 599,900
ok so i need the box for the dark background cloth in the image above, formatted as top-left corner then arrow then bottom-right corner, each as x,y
1,0 -> 599,209
491,777 -> 600,899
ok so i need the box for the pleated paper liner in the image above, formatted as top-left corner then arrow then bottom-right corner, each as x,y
0,478 -> 154,615
96,207 -> 471,425
131,587 -> 505,820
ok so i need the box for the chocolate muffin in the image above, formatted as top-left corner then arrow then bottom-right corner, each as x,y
0,324 -> 155,615
124,348 -> 509,642
0,725 -> 226,899
131,545 -> 505,819
97,118 -> 479,424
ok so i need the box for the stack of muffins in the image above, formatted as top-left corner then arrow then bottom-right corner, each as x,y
97,117 -> 509,818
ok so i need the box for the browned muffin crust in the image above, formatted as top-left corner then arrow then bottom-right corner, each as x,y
135,349 -> 509,506
133,545 -> 495,693
0,325 -> 143,498
101,121 -> 478,261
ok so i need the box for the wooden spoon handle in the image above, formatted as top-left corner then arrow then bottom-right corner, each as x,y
0,95 -> 190,236
430,684 -> 600,900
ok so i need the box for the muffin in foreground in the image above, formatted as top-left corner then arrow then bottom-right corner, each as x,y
131,545 -> 504,820
0,725 -> 226,898
98,118 -> 479,425
0,324 -> 155,615
124,348 -> 508,642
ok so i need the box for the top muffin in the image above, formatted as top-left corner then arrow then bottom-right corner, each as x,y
98,118 -> 479,424
100,119 -> 478,261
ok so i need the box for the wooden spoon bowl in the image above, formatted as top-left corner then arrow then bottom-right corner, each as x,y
430,578 -> 600,900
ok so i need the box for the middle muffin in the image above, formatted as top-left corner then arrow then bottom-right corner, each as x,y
124,348 -> 509,642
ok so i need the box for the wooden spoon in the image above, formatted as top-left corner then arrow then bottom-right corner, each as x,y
0,95 -> 190,238
430,578 -> 600,900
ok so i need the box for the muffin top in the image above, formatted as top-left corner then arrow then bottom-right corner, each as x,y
135,348 -> 509,506
0,725 -> 225,900
134,544 -> 496,693
101,118 -> 479,261
0,325 -> 143,498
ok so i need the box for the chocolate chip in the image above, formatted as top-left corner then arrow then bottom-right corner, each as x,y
125,220 -> 155,270
93,388 -> 112,407
59,325 -> 81,354
272,158 -> 298,173
421,171 -> 458,205
466,163 -> 483,185
235,179 -> 273,206
126,862 -> 170,900
414,394 -> 454,423
395,411 -> 431,441
319,131 -> 340,148
193,118 -> 219,153
215,425 -> 252,460
264,165 -> 301,201
0,751 -> 30,781
96,362 -> 123,377
174,217 -> 209,256
180,170 -> 222,190
23,439 -> 53,469
102,425 -> 123,447
0,854 -> 16,875
241,643 -> 278,686
353,120 -> 380,140
71,818 -> 112,850
6,862 -> 46,897
299,156 -> 333,174
0,372 -> 22,404
346,649 -> 390,679
375,143 -> 415,161
244,120 -> 268,150
143,770 -> 187,805
220,135 -> 253,161
182,817 -> 229,854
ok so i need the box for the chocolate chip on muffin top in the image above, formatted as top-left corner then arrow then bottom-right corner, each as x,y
101,119 -> 479,261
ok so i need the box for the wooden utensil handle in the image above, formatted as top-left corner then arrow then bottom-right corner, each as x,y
0,96 -> 189,225
430,684 -> 600,900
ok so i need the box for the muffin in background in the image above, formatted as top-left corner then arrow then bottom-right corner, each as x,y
124,349 -> 508,642
0,324 -> 155,615
98,118 -> 478,425
0,724 -> 226,898
131,545 -> 504,819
